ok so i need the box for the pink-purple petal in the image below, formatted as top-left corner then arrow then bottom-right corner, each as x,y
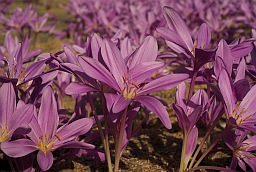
55,118 -> 93,145
38,86 -> 59,138
185,127 -> 198,163
65,82 -> 96,95
136,95 -> 171,129
37,151 -> 53,171
91,33 -> 103,60
128,62 -> 165,84
196,23 -> 211,49
139,73 -> 189,95
78,56 -> 120,91
112,94 -> 131,113
0,83 -> 16,125
216,39 -> 233,75
163,6 -> 193,51
64,46 -> 77,64
8,104 -> 34,135
156,27 -> 189,55
175,82 -> 187,111
127,36 -> 158,68
1,139 -> 37,157
101,39 -> 126,89
218,69 -> 236,116
239,83 -> 256,116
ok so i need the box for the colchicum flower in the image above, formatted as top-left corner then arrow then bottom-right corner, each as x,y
224,129 -> 256,171
1,86 -> 95,171
0,82 -> 34,146
218,69 -> 256,132
67,36 -> 189,129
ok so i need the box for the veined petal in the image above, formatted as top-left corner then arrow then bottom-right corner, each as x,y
163,6 -> 193,51
14,43 -> 23,79
1,139 -> 37,157
23,59 -> 47,81
128,62 -> 165,84
136,95 -> 171,129
121,37 -> 132,59
175,82 -> 187,111
0,83 -> 16,125
57,141 -> 95,149
187,106 -> 203,129
37,151 -> 53,171
23,49 -> 41,62
244,156 -> 256,172
104,93 -> 116,112
38,86 -> 59,138
231,39 -> 254,61
156,27 -> 190,55
234,79 -> 250,101
139,74 -> 189,95
239,84 -> 256,116
72,45 -> 86,54
196,23 -> 211,49
185,127 -> 198,163
4,32 -> 17,53
65,82 -> 96,95
112,94 -> 131,113
216,39 -> 233,75
101,39 -> 126,89
55,118 -> 93,145
28,115 -> 43,144
243,135 -> 256,151
8,104 -> 34,135
187,89 -> 208,114
214,56 -> 225,77
78,56 -> 120,91
218,69 -> 236,117
64,46 -> 77,64
172,104 -> 190,132
235,58 -> 246,82
127,36 -> 158,68
91,33 -> 103,60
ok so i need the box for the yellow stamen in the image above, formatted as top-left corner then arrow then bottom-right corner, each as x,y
55,134 -> 61,141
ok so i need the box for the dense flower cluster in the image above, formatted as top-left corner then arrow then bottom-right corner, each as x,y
1,1 -> 256,171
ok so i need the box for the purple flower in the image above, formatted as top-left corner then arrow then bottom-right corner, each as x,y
224,129 -> 256,171
0,32 -> 43,85
0,83 -> 34,145
0,5 -> 36,32
172,82 -> 207,169
68,36 -> 188,129
173,82 -> 207,134
1,86 -> 95,171
218,69 -> 256,132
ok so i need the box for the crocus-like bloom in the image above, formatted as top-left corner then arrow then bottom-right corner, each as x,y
218,69 -> 256,132
0,83 -> 34,146
173,82 -> 207,164
224,129 -> 256,171
1,86 -> 95,171
67,36 -> 188,129
156,6 -> 216,71
0,5 -> 36,32
0,32 -> 45,87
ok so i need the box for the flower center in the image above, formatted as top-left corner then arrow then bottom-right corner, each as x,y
122,74 -> 139,99
122,86 -> 137,99
37,133 -> 55,153
0,125 -> 9,143
230,105 -> 252,125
